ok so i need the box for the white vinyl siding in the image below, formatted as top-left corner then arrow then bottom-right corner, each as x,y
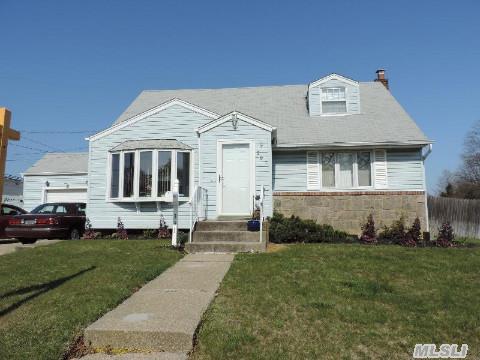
23,174 -> 88,212
273,149 -> 424,192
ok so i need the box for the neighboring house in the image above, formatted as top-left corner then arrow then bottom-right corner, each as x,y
23,70 -> 432,234
3,175 -> 24,208
22,153 -> 88,211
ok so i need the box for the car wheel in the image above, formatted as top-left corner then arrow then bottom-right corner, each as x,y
19,238 -> 37,244
69,228 -> 81,240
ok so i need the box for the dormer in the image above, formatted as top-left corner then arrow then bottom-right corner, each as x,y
308,73 -> 360,116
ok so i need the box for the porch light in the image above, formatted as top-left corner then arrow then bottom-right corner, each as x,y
231,113 -> 238,130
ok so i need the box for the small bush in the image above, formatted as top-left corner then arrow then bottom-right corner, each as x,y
435,222 -> 455,247
378,216 -> 406,245
269,212 -> 354,244
158,215 -> 170,239
377,216 -> 422,247
116,217 -> 128,240
177,231 -> 188,246
82,218 -> 98,240
142,229 -> 157,239
360,214 -> 377,244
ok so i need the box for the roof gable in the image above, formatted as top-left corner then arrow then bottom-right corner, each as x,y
88,98 -> 219,142
308,73 -> 359,89
197,111 -> 275,134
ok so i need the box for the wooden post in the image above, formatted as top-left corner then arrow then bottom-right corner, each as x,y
0,108 -> 21,202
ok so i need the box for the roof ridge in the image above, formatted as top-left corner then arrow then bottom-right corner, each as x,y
141,84 -> 307,92
139,81 -> 378,93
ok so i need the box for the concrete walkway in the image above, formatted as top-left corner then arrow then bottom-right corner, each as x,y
84,253 -> 234,357
0,239 -> 63,256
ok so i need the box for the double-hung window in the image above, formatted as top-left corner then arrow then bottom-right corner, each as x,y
109,149 -> 191,201
321,87 -> 347,114
308,151 -> 373,190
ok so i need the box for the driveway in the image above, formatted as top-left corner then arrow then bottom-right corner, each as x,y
0,239 -> 63,256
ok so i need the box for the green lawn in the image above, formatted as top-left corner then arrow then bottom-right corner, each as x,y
0,240 -> 182,360
193,244 -> 480,360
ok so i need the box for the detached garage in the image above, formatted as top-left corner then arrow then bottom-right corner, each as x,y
22,152 -> 88,211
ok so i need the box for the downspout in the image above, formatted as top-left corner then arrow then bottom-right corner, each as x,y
422,144 -> 433,232
197,131 -> 201,188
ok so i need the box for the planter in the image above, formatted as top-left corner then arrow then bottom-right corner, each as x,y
247,219 -> 260,232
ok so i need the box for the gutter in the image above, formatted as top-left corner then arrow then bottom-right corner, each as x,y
422,143 -> 433,160
273,140 -> 434,151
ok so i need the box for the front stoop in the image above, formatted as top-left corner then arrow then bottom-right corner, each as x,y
185,220 -> 267,253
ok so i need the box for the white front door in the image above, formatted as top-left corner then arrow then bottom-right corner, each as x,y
220,143 -> 252,215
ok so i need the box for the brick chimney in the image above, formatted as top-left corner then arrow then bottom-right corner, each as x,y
375,69 -> 389,90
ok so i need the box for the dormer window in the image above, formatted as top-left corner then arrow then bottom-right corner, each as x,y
321,87 -> 347,114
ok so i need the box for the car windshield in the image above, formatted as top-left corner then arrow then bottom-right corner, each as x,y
31,204 -> 58,214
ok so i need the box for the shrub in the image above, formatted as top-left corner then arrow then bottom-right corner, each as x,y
82,218 -> 98,240
378,216 -> 406,245
403,217 -> 422,247
177,231 -> 188,246
435,222 -> 455,247
142,229 -> 157,239
158,215 -> 170,239
268,212 -> 354,244
116,217 -> 128,240
360,214 -> 377,244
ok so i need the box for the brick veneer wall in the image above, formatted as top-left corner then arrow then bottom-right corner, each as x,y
273,191 -> 427,235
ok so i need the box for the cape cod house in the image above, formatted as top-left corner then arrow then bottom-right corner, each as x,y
22,70 -> 431,245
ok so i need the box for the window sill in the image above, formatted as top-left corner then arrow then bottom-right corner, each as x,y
106,197 -> 191,203
308,187 -> 374,192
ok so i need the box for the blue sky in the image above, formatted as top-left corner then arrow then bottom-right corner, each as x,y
1,0 -> 479,192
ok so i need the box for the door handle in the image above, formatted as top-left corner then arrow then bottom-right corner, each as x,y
218,174 -> 224,182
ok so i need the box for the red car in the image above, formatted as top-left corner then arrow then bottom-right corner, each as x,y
0,203 -> 28,238
6,202 -> 86,244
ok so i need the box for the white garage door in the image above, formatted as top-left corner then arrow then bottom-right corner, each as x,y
45,188 -> 87,203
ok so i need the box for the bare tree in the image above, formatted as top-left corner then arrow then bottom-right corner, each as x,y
459,119 -> 480,184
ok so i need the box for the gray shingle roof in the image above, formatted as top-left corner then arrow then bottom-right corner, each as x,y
110,139 -> 192,151
113,82 -> 430,146
23,152 -> 88,175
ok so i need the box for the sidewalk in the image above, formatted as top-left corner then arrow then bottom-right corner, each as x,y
83,253 -> 234,357
0,239 -> 63,256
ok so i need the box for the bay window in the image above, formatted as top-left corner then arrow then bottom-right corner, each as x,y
108,148 -> 191,201
123,152 -> 135,197
157,151 -> 172,197
177,152 -> 190,197
139,151 -> 152,197
308,150 -> 373,190
110,153 -> 120,198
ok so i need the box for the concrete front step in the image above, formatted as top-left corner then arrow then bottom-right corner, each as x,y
185,241 -> 266,253
193,230 -> 266,243
196,220 -> 252,232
